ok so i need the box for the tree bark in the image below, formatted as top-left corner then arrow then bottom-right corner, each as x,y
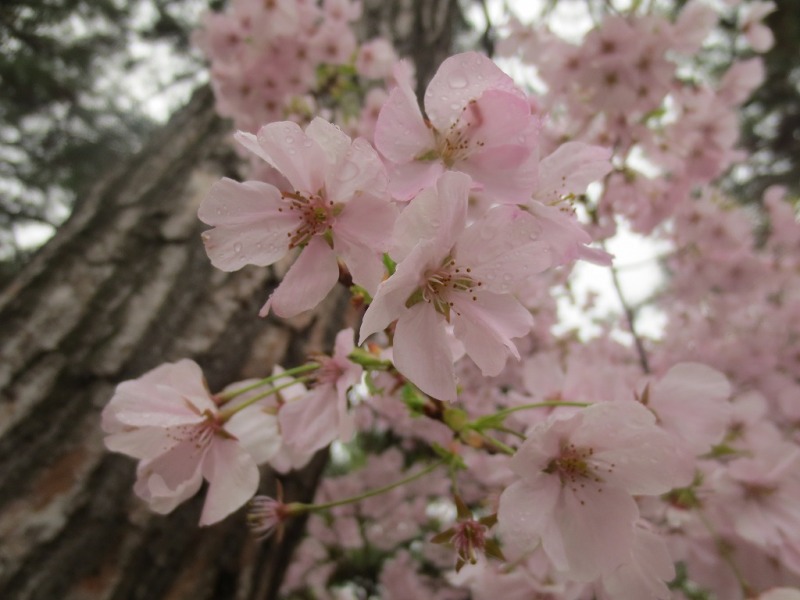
0,2 -> 465,598
0,84 -> 351,600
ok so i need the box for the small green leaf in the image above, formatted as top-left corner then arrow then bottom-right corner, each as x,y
483,539 -> 505,561
382,253 -> 397,275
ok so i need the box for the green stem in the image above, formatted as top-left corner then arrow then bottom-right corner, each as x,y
219,377 -> 313,421
489,401 -> 589,421
476,432 -> 516,456
216,363 -> 320,403
294,460 -> 444,514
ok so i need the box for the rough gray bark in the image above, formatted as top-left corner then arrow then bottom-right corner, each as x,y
0,2 -> 466,598
0,86 -> 351,600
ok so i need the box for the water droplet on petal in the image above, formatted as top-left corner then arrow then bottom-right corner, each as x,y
449,72 -> 468,89
233,242 -> 243,254
286,135 -> 294,144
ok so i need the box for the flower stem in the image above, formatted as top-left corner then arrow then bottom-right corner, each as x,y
215,363 -> 320,404
485,401 -> 589,422
294,460 -> 445,514
218,377 -> 313,421
476,432 -> 516,456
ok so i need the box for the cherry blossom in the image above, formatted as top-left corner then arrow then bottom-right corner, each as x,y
375,52 -> 539,202
360,172 -> 550,400
497,401 -> 692,581
199,117 -> 396,318
279,328 -> 363,456
102,360 -> 271,525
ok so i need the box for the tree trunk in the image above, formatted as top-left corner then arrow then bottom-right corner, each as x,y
0,2 -> 464,598
0,85 -> 348,600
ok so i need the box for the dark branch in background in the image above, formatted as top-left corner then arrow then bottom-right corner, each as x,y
607,257 -> 652,374
478,0 -> 495,57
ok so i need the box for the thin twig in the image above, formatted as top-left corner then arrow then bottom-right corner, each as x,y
607,251 -> 651,374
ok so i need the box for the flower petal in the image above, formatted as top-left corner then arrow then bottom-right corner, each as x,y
257,121 -> 326,193
261,237 -> 339,318
393,302 -> 456,401
375,61 -> 434,164
424,52 -> 525,132
452,291 -> 533,376
200,438 -> 260,525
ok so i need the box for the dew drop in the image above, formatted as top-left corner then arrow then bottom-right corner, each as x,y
449,72 -> 468,89
233,242 -> 243,254
285,135 -> 294,144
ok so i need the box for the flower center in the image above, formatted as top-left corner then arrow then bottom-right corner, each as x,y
168,410 -> 228,450
281,191 -> 336,248
406,257 -> 482,321
435,101 -> 486,167
545,444 -> 600,483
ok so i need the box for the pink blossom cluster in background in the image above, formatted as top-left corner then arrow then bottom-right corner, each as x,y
102,0 -> 800,598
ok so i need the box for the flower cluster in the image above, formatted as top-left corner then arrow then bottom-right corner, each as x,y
101,1 -> 800,599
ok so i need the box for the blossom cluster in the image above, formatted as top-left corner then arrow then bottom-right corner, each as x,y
101,1 -> 800,599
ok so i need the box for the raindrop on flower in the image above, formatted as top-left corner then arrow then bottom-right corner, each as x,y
449,72 -> 468,89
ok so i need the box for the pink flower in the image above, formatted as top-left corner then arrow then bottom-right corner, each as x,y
278,328 -> 363,456
645,362 -> 732,455
199,118 -> 396,318
355,38 -> 397,80
497,401 -> 692,581
597,525 -> 676,600
375,52 -> 539,202
102,360 -> 269,525
360,172 -> 551,400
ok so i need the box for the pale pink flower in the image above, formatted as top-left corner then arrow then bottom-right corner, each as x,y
279,328 -> 363,456
356,38 -> 397,80
102,360 -> 268,525
597,525 -> 675,600
645,362 -> 732,455
713,436 -> 800,574
199,118 -> 396,318
740,1 -> 776,52
360,172 -> 551,400
375,52 -> 539,202
671,0 -> 718,54
497,401 -> 692,581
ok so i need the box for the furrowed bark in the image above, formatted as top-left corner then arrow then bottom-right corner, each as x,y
0,86 -> 350,600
